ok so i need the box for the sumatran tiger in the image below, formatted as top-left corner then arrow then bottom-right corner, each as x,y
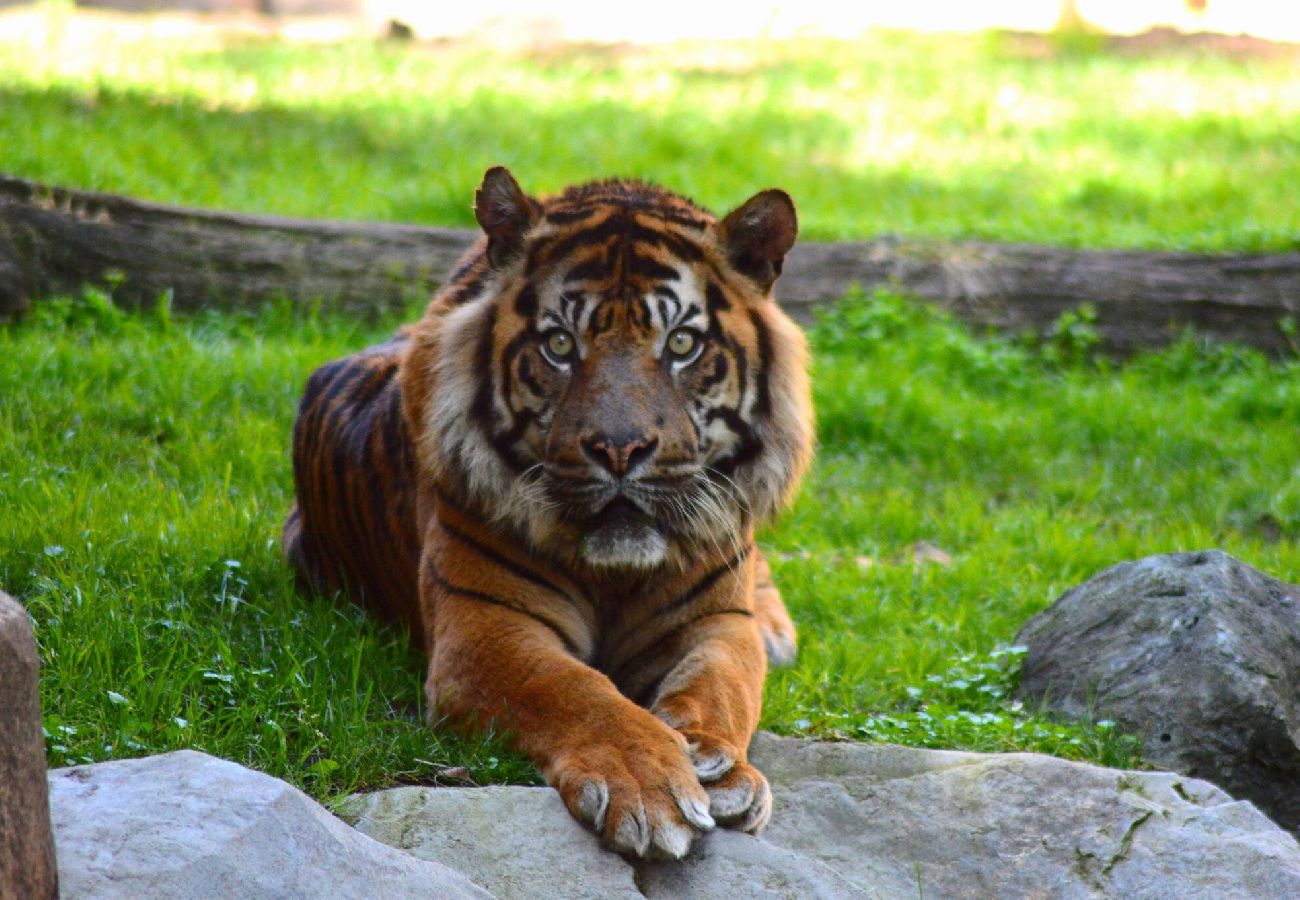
283,167 -> 813,859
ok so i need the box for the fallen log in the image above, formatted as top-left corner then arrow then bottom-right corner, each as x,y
3,173 -> 1299,354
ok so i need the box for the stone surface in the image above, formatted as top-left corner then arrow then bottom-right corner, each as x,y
1017,549 -> 1300,833
343,785 -> 642,899
0,591 -> 58,900
341,732 -> 1300,898
48,750 -> 490,899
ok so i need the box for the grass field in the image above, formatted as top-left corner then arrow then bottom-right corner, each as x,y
3,22 -> 1299,799
2,23 -> 1300,250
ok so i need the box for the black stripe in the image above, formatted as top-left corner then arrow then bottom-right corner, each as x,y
529,215 -> 704,274
469,305 -> 499,431
312,359 -> 366,411
631,295 -> 650,329
545,207 -> 600,225
564,259 -> 611,283
590,303 -> 617,337
607,546 -> 756,687
437,516 -> 577,607
448,268 -> 487,305
514,284 -> 538,317
654,210 -> 710,231
352,362 -> 397,409
706,282 -> 731,313
377,383 -> 409,467
699,352 -> 728,392
672,606 -> 754,631
750,310 -> 773,417
708,406 -> 763,476
626,252 -> 679,282
621,607 -> 757,703
446,254 -> 480,284
427,568 -> 581,657
570,293 -> 589,327
658,545 -> 751,621
516,353 -> 545,398
491,329 -> 539,473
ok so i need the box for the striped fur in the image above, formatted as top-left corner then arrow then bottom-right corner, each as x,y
285,168 -> 813,858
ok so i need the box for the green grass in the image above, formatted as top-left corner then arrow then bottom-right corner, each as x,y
2,25 -> 1300,249
4,291 -> 1298,799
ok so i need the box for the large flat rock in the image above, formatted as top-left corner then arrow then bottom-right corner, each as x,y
341,732 -> 1300,898
49,750 -> 489,899
44,734 -> 1300,898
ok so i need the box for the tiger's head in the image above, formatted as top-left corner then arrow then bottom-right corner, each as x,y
411,167 -> 813,570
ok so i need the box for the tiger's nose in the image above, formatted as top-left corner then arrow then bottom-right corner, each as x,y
582,433 -> 658,478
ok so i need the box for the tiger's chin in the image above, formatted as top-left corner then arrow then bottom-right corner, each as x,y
579,499 -> 670,569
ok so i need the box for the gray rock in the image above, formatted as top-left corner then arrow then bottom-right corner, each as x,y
636,828 -> 867,898
753,733 -> 1300,898
48,750 -> 490,899
1016,549 -> 1300,833
343,732 -> 1300,898
0,590 -> 58,900
341,785 -> 642,899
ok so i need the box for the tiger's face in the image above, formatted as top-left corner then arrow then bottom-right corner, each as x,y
421,168 -> 813,569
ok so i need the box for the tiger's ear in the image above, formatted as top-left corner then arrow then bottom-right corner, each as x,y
718,189 -> 798,292
475,166 -> 538,269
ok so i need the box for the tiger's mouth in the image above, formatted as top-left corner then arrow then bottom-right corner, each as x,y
578,496 -> 670,569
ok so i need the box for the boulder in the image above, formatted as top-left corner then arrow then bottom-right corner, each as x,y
48,750 -> 490,899
0,591 -> 58,900
1017,550 -> 1300,833
340,732 -> 1300,898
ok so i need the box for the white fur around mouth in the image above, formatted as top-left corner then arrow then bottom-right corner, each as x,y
580,517 -> 668,568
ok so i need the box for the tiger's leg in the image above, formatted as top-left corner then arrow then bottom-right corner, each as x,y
421,521 -> 714,859
648,598 -> 774,833
753,549 -> 798,667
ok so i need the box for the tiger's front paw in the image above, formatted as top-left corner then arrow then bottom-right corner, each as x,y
549,731 -> 714,859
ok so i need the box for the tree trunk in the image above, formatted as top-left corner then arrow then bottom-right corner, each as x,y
3,174 -> 1298,354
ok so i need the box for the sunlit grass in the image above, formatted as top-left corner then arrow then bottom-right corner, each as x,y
2,29 -> 1299,248
4,293 -> 1297,796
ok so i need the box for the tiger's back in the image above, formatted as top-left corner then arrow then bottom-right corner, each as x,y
282,337 -> 426,645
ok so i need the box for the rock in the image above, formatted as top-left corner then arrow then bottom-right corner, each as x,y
341,732 -> 1300,898
751,733 -> 1299,898
0,590 -> 58,900
636,828 -> 865,898
342,785 -> 642,899
48,750 -> 490,899
1016,549 -> 1300,833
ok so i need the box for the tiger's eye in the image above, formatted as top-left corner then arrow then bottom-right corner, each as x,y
546,330 -> 575,359
667,329 -> 698,358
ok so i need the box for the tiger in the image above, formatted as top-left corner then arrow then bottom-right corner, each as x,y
283,167 -> 813,859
